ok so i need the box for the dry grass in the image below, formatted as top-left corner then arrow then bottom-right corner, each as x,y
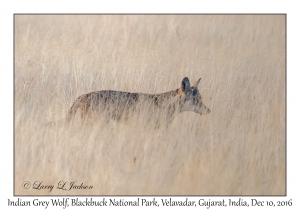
14,15 -> 285,195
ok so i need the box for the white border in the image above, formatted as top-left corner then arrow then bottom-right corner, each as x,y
1,0 -> 299,209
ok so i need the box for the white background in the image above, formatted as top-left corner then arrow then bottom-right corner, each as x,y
0,0 -> 298,209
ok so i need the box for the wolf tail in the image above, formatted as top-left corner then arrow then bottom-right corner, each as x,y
66,100 -> 81,122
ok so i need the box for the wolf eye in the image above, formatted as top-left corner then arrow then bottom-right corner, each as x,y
192,89 -> 198,96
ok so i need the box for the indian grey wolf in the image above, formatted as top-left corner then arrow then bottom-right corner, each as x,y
67,77 -> 210,127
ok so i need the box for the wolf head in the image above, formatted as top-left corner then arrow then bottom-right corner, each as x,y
179,77 -> 211,115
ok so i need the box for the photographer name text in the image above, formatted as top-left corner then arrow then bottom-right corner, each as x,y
22,181 -> 93,192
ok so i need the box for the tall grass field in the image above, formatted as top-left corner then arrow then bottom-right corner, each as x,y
14,15 -> 285,195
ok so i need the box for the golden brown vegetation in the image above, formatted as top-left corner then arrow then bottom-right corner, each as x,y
15,15 -> 285,195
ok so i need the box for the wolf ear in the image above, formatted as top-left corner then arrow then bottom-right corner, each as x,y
181,77 -> 191,93
193,78 -> 201,89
